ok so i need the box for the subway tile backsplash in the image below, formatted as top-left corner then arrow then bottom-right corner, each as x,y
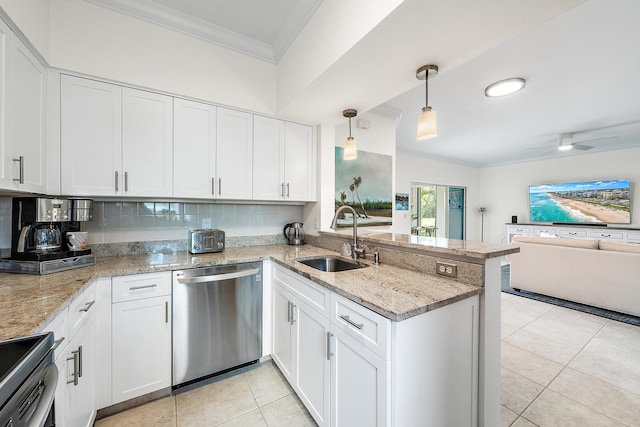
0,198 -> 304,248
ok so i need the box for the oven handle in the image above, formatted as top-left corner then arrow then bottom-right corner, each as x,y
176,267 -> 260,284
30,363 -> 58,427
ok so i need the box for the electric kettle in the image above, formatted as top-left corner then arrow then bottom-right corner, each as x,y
283,222 -> 305,245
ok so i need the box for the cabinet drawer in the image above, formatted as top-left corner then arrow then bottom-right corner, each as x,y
331,293 -> 390,360
589,231 -> 624,240
627,232 -> 640,242
558,229 -> 588,238
68,282 -> 97,339
509,226 -> 531,235
43,309 -> 69,361
112,272 -> 171,303
531,227 -> 557,237
273,264 -> 330,316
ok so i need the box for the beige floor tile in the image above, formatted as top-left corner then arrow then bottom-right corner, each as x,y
549,367 -> 640,426
523,389 -> 624,427
523,306 -> 605,349
244,362 -> 293,406
501,342 -> 564,386
504,328 -> 585,365
501,298 -> 554,329
501,367 -> 545,415
511,417 -> 538,427
501,322 -> 519,340
94,396 -> 176,427
218,409 -> 267,427
260,394 -> 317,427
176,374 -> 257,426
501,404 -> 518,427
570,334 -> 640,395
594,321 -> 640,353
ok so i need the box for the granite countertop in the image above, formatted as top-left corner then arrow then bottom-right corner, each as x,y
319,231 -> 519,259
0,244 -> 483,341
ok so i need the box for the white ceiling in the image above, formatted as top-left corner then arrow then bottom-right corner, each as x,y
86,0 -> 640,167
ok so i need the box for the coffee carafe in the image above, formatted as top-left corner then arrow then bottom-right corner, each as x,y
283,222 -> 305,245
31,224 -> 62,252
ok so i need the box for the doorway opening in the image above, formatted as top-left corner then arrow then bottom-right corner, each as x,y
410,183 -> 466,239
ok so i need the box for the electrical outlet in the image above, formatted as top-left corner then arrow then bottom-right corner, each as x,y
436,261 -> 457,278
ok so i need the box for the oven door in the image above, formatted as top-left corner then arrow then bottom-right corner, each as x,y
0,361 -> 57,427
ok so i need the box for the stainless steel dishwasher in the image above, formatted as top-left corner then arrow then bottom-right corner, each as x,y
172,262 -> 262,387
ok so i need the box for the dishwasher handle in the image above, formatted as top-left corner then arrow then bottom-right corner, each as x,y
176,267 -> 260,284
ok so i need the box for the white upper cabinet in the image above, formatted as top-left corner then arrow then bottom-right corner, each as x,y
253,116 -> 285,200
253,118 -> 315,202
216,107 -> 253,200
5,32 -> 46,193
122,88 -> 173,197
173,98 -> 217,199
61,75 -> 122,196
284,122 -> 315,201
0,18 -> 9,189
61,76 -> 173,197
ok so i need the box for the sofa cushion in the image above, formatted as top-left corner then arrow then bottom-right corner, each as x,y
599,240 -> 640,254
513,235 -> 599,249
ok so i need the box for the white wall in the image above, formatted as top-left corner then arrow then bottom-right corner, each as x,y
479,147 -> 640,244
395,151 -> 481,239
0,0 -> 50,61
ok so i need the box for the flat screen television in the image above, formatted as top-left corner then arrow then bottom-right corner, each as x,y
529,179 -> 631,224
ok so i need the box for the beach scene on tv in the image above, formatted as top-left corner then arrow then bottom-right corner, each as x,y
529,179 -> 631,224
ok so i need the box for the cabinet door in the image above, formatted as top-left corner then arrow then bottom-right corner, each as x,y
331,327 -> 388,427
0,19 -> 9,188
61,75 -> 122,196
111,295 -> 171,404
272,283 -> 295,383
66,310 -> 97,427
122,88 -> 173,197
295,300 -> 331,427
253,115 -> 284,201
284,122 -> 315,201
173,98 -> 217,198
9,34 -> 46,193
216,107 -> 253,199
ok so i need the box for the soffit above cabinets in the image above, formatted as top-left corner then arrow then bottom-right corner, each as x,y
84,0 -> 323,63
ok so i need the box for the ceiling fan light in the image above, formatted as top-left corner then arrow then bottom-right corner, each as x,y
485,78 -> 526,97
417,107 -> 437,140
343,136 -> 357,160
558,144 -> 573,151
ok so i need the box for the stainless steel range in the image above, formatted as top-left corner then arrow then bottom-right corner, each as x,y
1,197 -> 96,274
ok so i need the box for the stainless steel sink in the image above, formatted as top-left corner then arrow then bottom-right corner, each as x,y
296,256 -> 367,272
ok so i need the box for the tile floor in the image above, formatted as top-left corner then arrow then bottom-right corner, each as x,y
501,292 -> 640,426
94,362 -> 317,427
95,292 -> 640,427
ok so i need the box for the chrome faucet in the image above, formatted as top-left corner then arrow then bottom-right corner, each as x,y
330,206 -> 364,259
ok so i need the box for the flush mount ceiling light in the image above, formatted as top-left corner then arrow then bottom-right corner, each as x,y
484,77 -> 526,98
416,64 -> 438,140
342,109 -> 358,160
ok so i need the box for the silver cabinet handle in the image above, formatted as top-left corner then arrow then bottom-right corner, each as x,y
67,349 -> 79,385
286,183 -> 290,197
212,177 -> 216,196
115,171 -> 119,192
327,332 -> 334,360
339,314 -> 364,330
78,345 -> 83,378
52,337 -> 65,352
165,301 -> 169,324
281,182 -> 285,198
129,284 -> 158,291
218,177 -> 222,195
124,171 -> 129,192
79,300 -> 95,313
287,301 -> 292,323
13,156 -> 24,183
291,303 -> 296,324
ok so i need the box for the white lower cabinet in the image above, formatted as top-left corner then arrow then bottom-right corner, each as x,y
272,263 -> 479,427
44,281 -> 98,427
111,272 -> 172,404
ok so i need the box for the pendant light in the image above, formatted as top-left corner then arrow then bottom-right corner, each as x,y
416,64 -> 438,140
343,109 -> 358,160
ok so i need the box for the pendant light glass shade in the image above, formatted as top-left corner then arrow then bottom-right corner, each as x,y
416,64 -> 439,141
417,107 -> 437,140
343,136 -> 357,160
342,109 -> 358,160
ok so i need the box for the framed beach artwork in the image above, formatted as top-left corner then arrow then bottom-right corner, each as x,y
529,179 -> 631,224
335,147 -> 392,227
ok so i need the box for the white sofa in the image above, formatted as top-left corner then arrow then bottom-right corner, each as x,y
508,235 -> 640,317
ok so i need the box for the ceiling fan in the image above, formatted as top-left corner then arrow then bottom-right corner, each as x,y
525,131 -> 619,155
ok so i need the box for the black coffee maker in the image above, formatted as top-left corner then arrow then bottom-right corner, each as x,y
10,197 -> 92,261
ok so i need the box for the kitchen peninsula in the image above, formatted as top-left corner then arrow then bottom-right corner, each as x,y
0,235 -> 516,426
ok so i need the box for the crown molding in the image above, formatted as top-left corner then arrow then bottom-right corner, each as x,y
85,0 -> 276,63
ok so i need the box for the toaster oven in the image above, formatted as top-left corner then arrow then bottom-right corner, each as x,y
188,229 -> 225,254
